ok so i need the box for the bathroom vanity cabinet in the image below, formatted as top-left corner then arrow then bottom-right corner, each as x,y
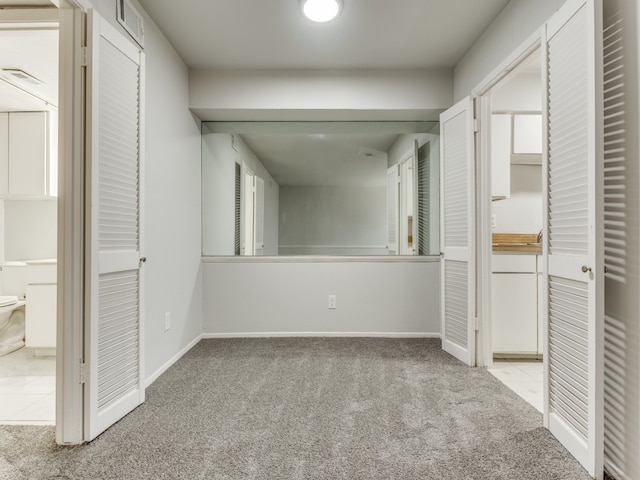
25,261 -> 57,353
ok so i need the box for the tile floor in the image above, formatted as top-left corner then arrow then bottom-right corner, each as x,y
0,347 -> 56,425
488,359 -> 543,413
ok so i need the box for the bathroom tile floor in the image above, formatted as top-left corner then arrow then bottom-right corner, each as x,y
488,359 -> 543,413
0,347 -> 55,425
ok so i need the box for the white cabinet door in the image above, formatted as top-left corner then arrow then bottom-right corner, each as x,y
8,112 -> 49,196
491,114 -> 511,199
492,273 -> 538,353
25,284 -> 57,348
0,113 -> 8,196
513,114 -> 543,154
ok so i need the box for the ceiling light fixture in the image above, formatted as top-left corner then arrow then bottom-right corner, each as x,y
300,0 -> 343,23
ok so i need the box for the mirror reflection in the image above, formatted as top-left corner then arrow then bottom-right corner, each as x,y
202,122 -> 440,256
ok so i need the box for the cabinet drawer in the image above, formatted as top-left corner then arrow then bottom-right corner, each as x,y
492,254 -> 536,273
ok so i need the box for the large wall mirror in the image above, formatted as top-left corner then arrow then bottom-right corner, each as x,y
202,122 -> 440,256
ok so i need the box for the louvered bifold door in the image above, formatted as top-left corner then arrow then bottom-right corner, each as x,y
542,0 -> 604,475
85,10 -> 145,441
387,165 -> 399,255
440,97 -> 475,366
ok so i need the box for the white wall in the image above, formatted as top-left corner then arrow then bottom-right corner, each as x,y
92,0 -> 204,383
492,165 -> 542,233
190,69 -> 452,121
203,260 -> 440,336
278,186 -> 386,255
3,200 -> 57,260
491,72 -> 542,112
453,0 -> 564,102
201,131 -> 279,256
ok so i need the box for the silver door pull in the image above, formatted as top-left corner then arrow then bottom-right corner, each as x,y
581,265 -> 592,273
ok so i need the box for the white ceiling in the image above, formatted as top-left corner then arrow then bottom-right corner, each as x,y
0,27 -> 58,110
241,132 -> 398,187
137,0 -> 510,70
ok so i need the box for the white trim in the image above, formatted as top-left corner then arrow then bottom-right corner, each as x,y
144,334 -> 202,388
471,27 -> 544,97
203,332 -> 441,339
201,255 -> 441,264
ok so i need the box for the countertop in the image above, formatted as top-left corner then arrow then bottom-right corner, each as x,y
492,233 -> 542,254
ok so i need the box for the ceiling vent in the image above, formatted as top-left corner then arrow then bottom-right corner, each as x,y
1,69 -> 44,86
117,0 -> 144,48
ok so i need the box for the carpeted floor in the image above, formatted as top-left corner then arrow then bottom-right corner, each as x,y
0,338 -> 591,479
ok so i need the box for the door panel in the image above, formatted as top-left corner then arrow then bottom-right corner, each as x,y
386,165 -> 399,255
85,10 -> 145,441
542,0 -> 604,475
440,97 -> 475,366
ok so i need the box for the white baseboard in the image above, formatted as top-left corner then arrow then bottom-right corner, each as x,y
202,332 -> 441,339
145,334 -> 202,388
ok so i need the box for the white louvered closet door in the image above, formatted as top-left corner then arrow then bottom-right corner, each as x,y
85,10 -> 145,441
440,97 -> 475,366
386,165 -> 399,255
542,0 -> 604,475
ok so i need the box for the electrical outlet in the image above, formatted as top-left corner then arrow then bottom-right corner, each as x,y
328,295 -> 337,310
491,214 -> 497,229
164,312 -> 171,332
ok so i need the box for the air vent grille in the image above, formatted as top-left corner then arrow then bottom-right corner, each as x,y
117,0 -> 144,48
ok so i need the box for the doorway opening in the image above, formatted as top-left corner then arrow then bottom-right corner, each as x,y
0,15 -> 59,425
481,47 -> 544,412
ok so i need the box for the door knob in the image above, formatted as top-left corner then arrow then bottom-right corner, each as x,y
581,265 -> 591,273
140,257 -> 147,264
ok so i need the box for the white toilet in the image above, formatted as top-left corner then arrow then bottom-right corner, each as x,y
0,295 -> 26,357
0,262 -> 27,357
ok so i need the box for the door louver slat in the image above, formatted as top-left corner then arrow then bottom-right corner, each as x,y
98,36 -> 140,252
444,260 -> 468,348
97,270 -> 139,411
548,275 -> 589,441
417,146 -> 430,255
548,7 -> 589,257
602,7 -> 631,477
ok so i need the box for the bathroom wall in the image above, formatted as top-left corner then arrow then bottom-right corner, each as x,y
3,200 -> 57,261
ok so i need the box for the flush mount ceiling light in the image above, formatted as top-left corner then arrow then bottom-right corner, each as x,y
300,0 -> 343,23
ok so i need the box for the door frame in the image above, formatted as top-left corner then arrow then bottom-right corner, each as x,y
0,0 -> 89,446
470,28 -> 544,368
56,0 -> 92,445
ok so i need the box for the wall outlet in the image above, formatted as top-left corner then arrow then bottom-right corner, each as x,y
164,312 -> 171,332
328,295 -> 337,309
491,214 -> 497,229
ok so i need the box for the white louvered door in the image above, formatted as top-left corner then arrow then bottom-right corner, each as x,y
386,165 -> 399,255
542,0 -> 604,475
440,97 -> 475,366
254,176 -> 265,256
85,10 -> 145,441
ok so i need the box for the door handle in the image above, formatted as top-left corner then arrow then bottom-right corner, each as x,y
581,265 -> 591,273
139,257 -> 147,265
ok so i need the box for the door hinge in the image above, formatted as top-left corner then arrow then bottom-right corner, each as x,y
80,46 -> 88,67
473,317 -> 480,331
473,118 -> 479,133
79,361 -> 86,384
